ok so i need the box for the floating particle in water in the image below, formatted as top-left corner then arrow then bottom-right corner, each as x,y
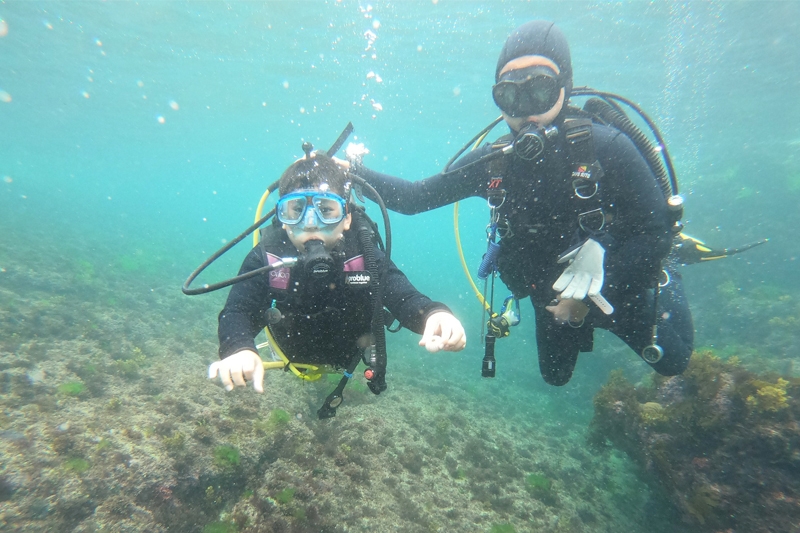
371,100 -> 382,112
169,100 -> 179,110
137,80 -> 144,87
366,71 -> 375,79
43,20 -> 53,30
453,87 -> 461,97
372,20 -> 380,30
0,90 -> 11,103
81,91 -> 90,99
299,107 -> 306,114
157,115 -> 165,124
3,176 -> 12,183
94,38 -> 102,46
417,45 -> 423,52
0,19 -> 8,37
87,76 -> 93,82
282,81 -> 289,89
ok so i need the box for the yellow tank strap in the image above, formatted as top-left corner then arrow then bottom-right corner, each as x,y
253,189 -> 328,382
453,123 -> 496,311
454,202 -> 490,311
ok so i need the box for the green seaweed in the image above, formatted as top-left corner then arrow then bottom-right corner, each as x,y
213,445 -> 240,469
525,473 -> 552,497
490,523 -> 516,533
202,522 -> 238,533
57,381 -> 86,396
63,458 -> 90,474
268,408 -> 291,428
275,487 -> 295,504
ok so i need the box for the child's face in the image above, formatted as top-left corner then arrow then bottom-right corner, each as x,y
278,188 -> 352,252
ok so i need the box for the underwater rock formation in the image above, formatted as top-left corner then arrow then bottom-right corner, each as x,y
590,350 -> 800,533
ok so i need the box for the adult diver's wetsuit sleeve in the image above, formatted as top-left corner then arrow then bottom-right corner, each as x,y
379,253 -> 451,334
599,130 -> 672,294
353,146 -> 492,214
217,248 -> 272,359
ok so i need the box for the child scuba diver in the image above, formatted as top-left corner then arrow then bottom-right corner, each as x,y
206,146 -> 466,416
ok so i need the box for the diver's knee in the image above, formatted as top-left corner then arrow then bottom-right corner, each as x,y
649,347 -> 691,376
540,366 -> 573,386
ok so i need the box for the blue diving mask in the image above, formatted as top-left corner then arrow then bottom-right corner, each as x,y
276,190 -> 348,226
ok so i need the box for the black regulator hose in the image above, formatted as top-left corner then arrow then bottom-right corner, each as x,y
349,176 -> 391,395
182,199 -> 279,295
573,88 -> 678,197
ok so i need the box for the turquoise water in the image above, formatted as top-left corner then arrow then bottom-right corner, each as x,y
2,2 -> 800,532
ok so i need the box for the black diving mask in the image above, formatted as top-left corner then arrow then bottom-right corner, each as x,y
492,65 -> 564,118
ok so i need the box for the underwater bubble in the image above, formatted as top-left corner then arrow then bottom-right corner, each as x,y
0,19 -> 8,37
169,100 -> 179,110
372,20 -> 380,30
282,81 -> 289,89
43,20 -> 53,30
417,45 -> 423,52
81,91 -> 90,99
157,115 -> 165,124
94,38 -> 102,46
0,90 -> 11,103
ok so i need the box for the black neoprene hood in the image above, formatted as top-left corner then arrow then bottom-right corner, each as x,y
495,20 -> 573,98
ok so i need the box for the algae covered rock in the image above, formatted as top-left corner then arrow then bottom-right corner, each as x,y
590,350 -> 800,533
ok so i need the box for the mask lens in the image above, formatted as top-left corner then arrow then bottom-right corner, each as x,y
312,194 -> 345,224
277,194 -> 310,225
492,66 -> 562,117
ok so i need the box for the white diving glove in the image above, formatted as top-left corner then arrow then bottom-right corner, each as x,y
553,238 -> 614,315
208,349 -> 265,393
419,311 -> 467,353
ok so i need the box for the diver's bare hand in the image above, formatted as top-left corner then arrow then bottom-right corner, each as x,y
419,311 -> 467,353
545,297 -> 589,326
208,349 -> 264,393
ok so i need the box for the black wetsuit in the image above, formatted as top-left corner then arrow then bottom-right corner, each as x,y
355,123 -> 694,385
218,217 -> 449,368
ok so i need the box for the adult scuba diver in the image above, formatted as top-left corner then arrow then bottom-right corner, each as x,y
183,129 -> 465,418
344,20 -> 765,386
